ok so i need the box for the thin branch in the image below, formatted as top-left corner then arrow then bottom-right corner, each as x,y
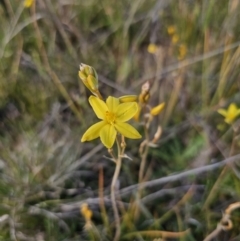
119,154 -> 240,197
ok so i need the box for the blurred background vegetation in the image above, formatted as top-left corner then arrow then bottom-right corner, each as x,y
0,0 -> 240,240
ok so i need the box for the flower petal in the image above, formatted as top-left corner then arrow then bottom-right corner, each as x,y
115,122 -> 141,139
89,96 -> 108,119
218,109 -> 227,117
100,124 -> 117,148
228,103 -> 238,115
116,102 -> 138,122
81,121 -> 107,142
133,104 -> 141,122
225,117 -> 233,124
106,96 -> 119,113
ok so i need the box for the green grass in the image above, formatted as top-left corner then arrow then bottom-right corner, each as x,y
1,0 -> 240,240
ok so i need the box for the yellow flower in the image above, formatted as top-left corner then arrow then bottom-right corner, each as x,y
218,103 -> 240,124
80,203 -> 93,230
147,43 -> 158,54
167,25 -> 176,35
81,203 -> 93,222
171,34 -> 179,44
178,44 -> 187,60
81,96 -> 142,148
150,102 -> 165,116
118,95 -> 142,122
24,0 -> 34,8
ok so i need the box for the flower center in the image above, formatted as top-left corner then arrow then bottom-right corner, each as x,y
105,111 -> 116,124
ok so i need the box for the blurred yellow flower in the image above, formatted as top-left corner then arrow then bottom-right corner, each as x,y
81,96 -> 141,148
171,34 -> 179,44
80,203 -> 93,230
81,203 -> 93,222
150,103 -> 165,116
24,0 -> 34,8
147,43 -> 158,54
167,25 -> 176,35
178,44 -> 187,60
218,103 -> 240,124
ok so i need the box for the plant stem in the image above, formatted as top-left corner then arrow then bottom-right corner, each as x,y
111,137 -> 122,241
139,115 -> 150,183
132,114 -> 150,220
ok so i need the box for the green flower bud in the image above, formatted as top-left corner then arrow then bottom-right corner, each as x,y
79,63 -> 100,97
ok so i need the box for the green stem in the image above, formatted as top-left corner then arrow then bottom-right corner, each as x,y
111,137 -> 122,241
139,117 -> 150,182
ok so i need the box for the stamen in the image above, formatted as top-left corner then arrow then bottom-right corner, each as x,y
105,111 -> 116,124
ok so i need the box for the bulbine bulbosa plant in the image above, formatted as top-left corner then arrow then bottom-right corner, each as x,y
79,64 -> 167,241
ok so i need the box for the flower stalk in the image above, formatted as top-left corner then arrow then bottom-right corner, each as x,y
111,136 -> 123,241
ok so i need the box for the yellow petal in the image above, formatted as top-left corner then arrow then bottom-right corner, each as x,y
106,96 -> 119,113
225,117 -> 233,124
115,122 -> 141,139
89,96 -> 108,119
87,75 -> 98,91
116,102 -> 138,122
24,0 -> 34,7
119,95 -> 138,103
133,105 -> 141,121
150,102 -> 165,116
217,109 -> 227,117
228,103 -> 238,115
81,121 -> 106,142
78,71 -> 87,81
100,124 -> 117,148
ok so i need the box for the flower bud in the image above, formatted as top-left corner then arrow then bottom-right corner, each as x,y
171,34 -> 179,44
167,25 -> 176,35
87,75 -> 98,91
139,92 -> 150,104
147,43 -> 158,54
78,71 -> 87,81
80,203 -> 93,221
119,95 -> 138,103
139,81 -> 151,104
79,63 -> 102,98
150,102 -> 165,116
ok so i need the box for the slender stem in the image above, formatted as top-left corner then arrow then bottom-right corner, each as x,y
139,116 -> 150,183
138,142 -> 149,182
132,115 -> 150,220
111,137 -> 122,241
98,166 -> 110,234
